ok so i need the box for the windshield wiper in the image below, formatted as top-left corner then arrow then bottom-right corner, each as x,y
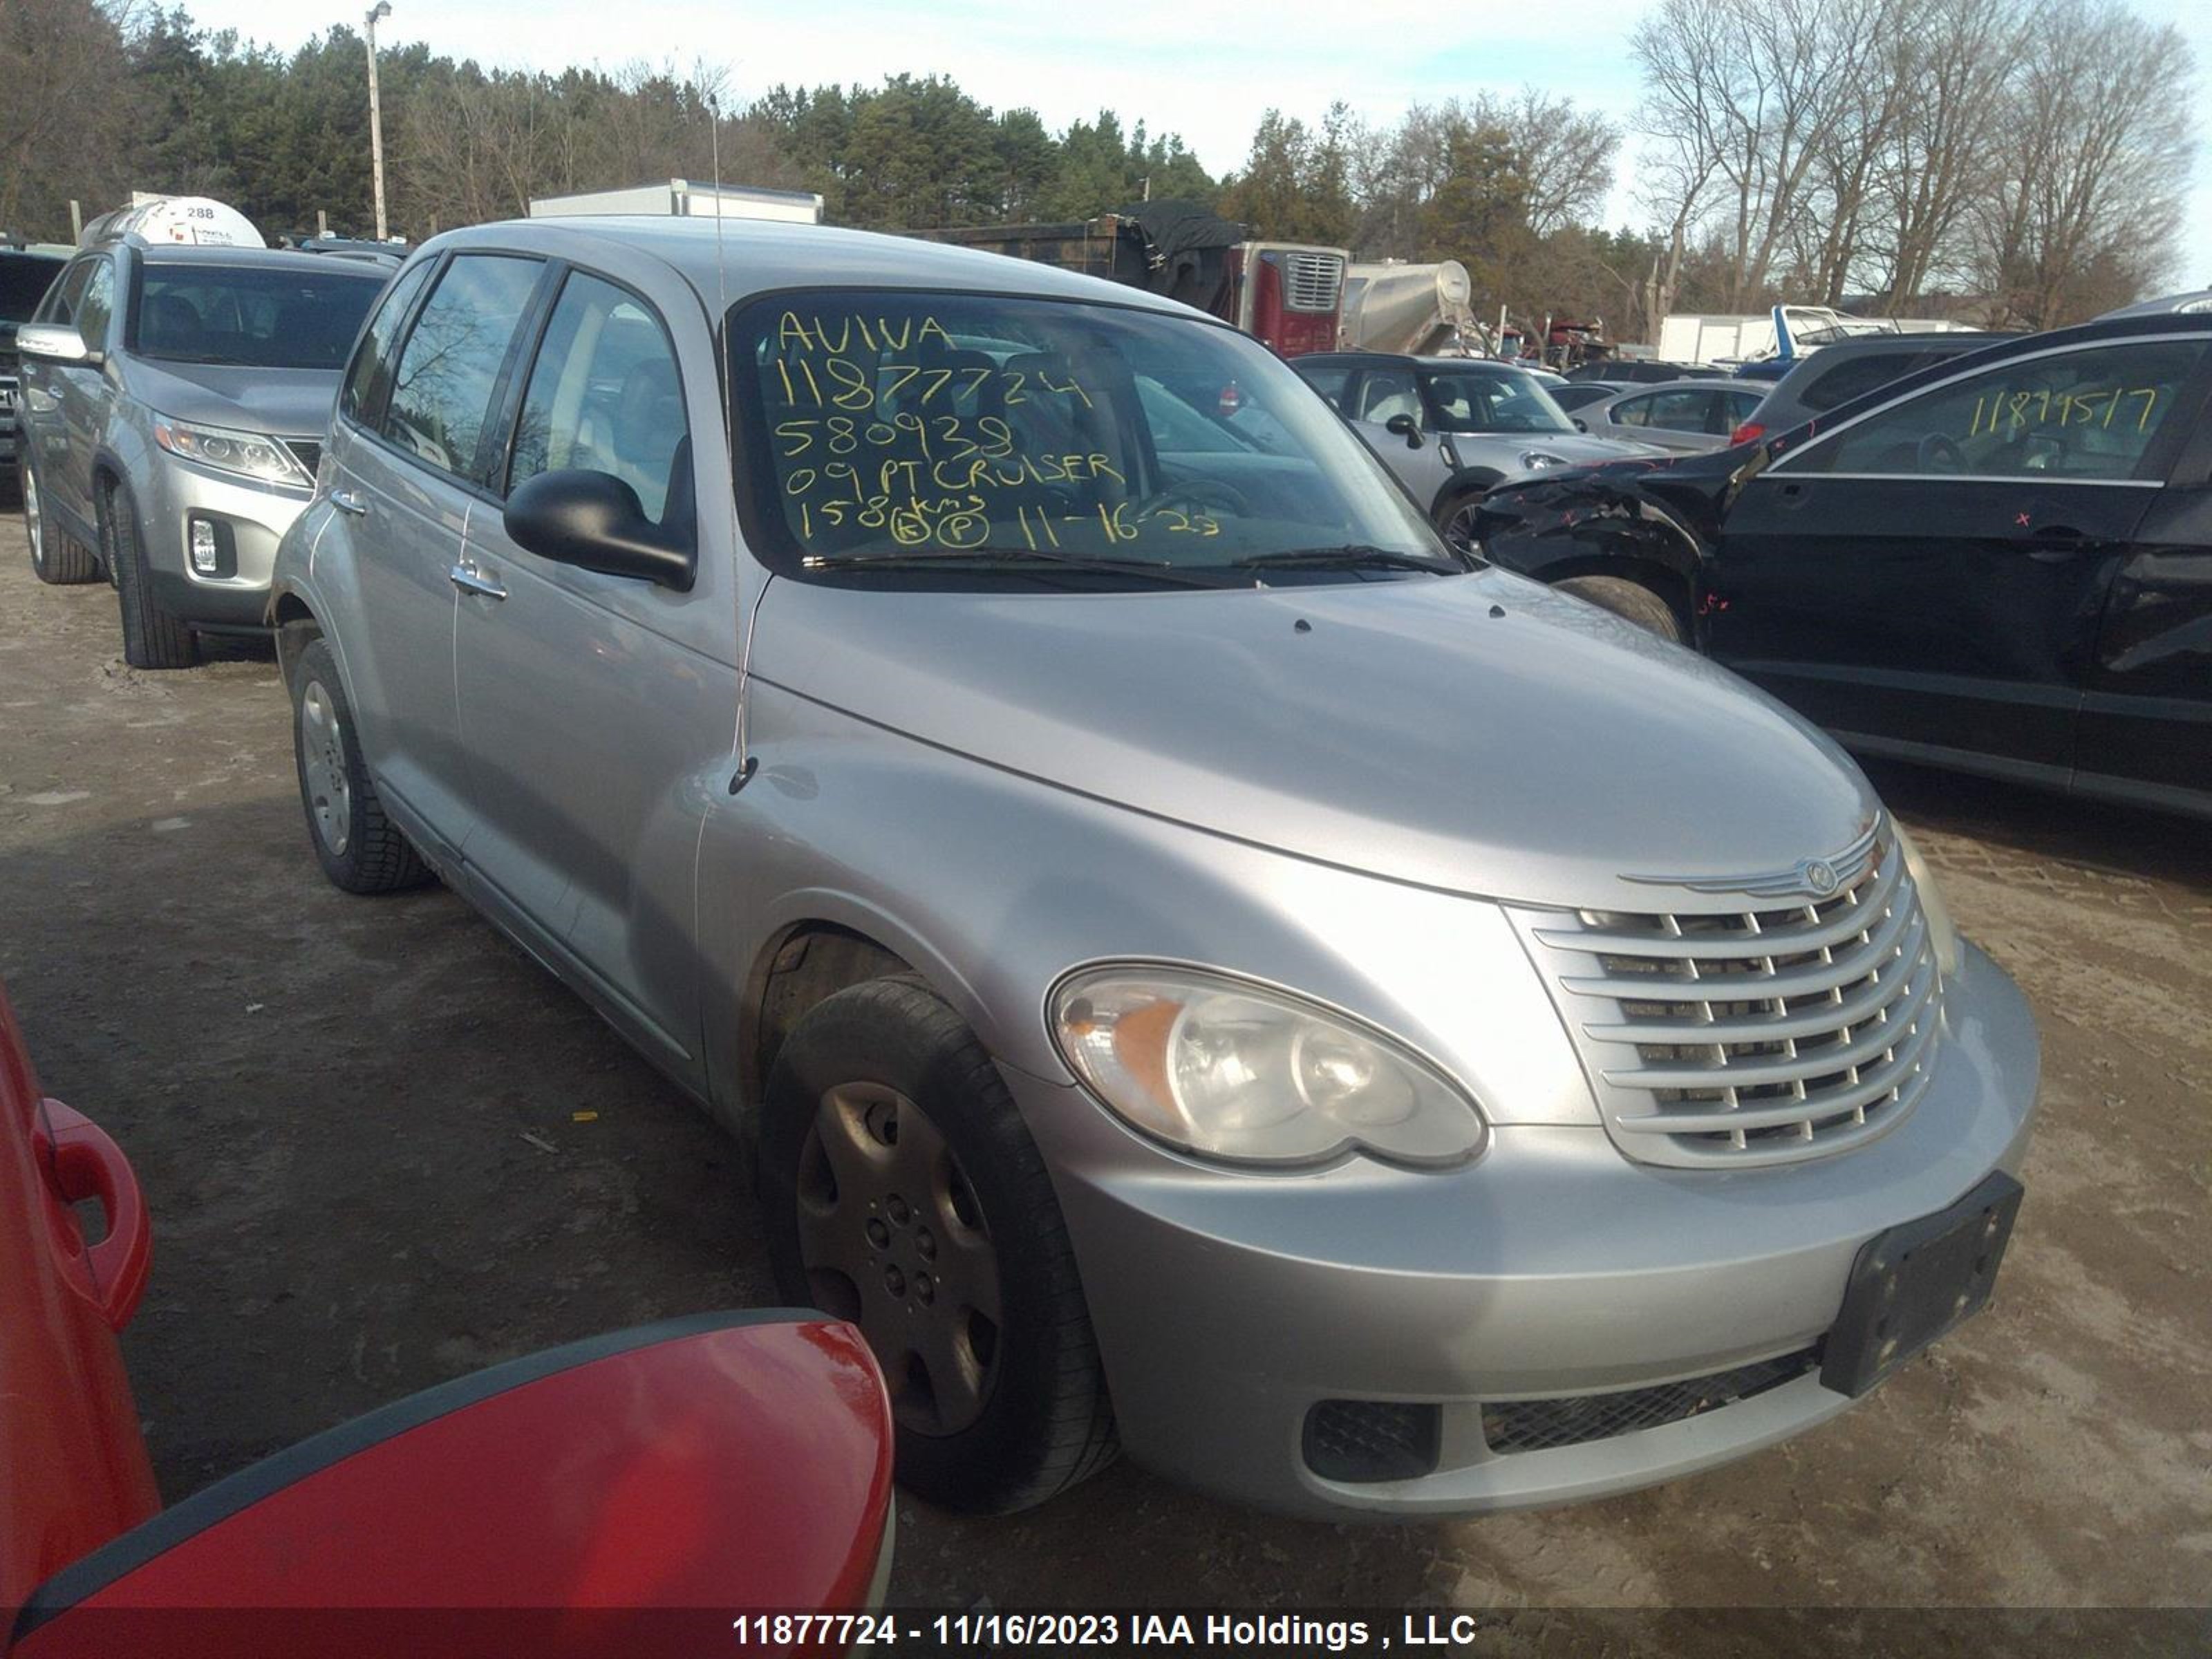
1230,545 -> 1465,574
804,547 -> 1244,589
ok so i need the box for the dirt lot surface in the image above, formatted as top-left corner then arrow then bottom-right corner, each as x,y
2,513 -> 2206,1647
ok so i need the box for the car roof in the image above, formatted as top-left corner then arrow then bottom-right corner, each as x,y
137,245 -> 389,278
414,216 -> 1205,320
1598,378 -> 1754,398
1770,329 -> 2009,363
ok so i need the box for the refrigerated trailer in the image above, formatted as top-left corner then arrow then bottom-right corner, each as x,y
905,204 -> 1347,358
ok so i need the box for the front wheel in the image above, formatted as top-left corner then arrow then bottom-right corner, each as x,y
290,635 -> 433,894
760,977 -> 1117,1513
1434,488 -> 1489,556
1555,574 -> 1684,643
100,478 -> 197,667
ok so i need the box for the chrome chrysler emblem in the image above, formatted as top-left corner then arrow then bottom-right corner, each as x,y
1624,819 -> 1882,901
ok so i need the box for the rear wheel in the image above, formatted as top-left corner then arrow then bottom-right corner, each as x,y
100,478 -> 197,667
1556,574 -> 1683,643
25,464 -> 98,584
760,977 -> 1116,1513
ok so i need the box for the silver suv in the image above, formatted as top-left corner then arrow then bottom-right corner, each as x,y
271,219 -> 2040,1519
15,240 -> 386,666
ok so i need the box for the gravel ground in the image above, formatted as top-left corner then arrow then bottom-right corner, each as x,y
1,512 -> 2206,1650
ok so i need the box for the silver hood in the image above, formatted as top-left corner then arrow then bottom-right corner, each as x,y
122,359 -> 341,438
1455,431 -> 1665,469
752,568 -> 1882,911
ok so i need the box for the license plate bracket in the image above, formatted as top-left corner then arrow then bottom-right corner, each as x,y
1820,1170 -> 2023,1398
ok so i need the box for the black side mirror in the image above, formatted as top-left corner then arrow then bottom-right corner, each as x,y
503,469 -> 694,590
1573,417 -> 1588,432
1385,413 -> 1423,449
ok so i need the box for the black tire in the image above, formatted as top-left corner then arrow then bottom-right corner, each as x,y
290,635 -> 433,894
100,477 -> 198,667
760,977 -> 1117,1514
24,461 -> 98,584
1556,574 -> 1684,643
1432,480 -> 1497,557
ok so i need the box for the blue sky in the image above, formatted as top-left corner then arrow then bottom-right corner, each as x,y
185,0 -> 2209,289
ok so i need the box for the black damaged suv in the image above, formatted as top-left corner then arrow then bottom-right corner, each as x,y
1474,313 -> 2212,821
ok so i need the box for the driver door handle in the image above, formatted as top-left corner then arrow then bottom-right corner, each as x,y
329,489 -> 367,516
450,559 -> 507,600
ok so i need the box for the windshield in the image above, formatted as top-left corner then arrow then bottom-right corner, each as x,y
1420,366 -> 1579,435
731,289 -> 1453,586
134,264 -> 386,369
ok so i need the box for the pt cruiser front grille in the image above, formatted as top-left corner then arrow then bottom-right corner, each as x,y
1521,827 -> 1941,1168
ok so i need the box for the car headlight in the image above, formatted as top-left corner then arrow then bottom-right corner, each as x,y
152,415 -> 311,488
1892,822 -> 1961,977
1518,450 -> 1566,471
1049,966 -> 1486,1169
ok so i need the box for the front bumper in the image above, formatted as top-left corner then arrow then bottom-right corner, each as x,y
138,456 -> 312,630
1015,941 -> 2039,1517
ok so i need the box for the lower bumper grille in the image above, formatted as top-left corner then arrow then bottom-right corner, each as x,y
1482,1349 -> 1817,1454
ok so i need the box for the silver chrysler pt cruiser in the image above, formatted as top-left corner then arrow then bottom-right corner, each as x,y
270,218 -> 2038,1519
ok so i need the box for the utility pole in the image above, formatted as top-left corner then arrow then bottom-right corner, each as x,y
364,2 -> 392,241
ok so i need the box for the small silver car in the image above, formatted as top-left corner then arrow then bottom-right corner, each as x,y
1577,377 -> 1768,454
1292,351 -> 1665,550
271,219 -> 2040,1519
15,241 -> 386,666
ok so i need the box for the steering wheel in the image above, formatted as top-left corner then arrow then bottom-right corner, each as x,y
1917,433 -> 1967,474
1133,477 -> 1255,520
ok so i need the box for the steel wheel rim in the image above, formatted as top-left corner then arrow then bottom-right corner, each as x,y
299,679 -> 352,856
23,471 -> 42,568
794,1081 -> 1002,1436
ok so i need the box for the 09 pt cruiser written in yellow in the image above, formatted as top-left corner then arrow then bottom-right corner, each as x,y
268,215 -> 2038,1517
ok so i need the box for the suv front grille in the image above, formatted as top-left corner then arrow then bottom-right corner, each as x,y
1483,1350 -> 1817,1453
1283,251 -> 1344,313
1520,825 -> 1940,1168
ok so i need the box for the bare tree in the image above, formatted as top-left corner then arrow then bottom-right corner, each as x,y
0,0 -> 141,234
1634,0 -> 1891,307
1973,0 -> 2195,328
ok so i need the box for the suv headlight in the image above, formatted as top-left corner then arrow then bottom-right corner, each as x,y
1892,823 -> 1962,977
1518,450 -> 1566,471
1050,966 -> 1486,1169
153,415 -> 311,489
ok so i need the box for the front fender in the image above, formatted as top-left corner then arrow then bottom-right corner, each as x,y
1474,471 -> 1709,592
696,683 -> 1602,1138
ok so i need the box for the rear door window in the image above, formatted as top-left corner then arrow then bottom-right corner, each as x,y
381,254 -> 543,482
339,258 -> 433,427
1635,388 -> 1712,432
506,270 -> 691,527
